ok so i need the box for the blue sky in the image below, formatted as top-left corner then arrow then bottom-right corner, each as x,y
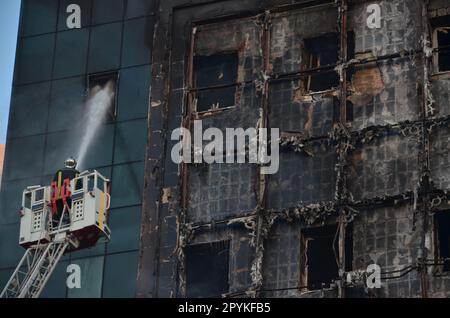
0,1 -> 21,144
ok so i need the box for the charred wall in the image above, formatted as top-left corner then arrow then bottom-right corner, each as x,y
138,0 -> 450,298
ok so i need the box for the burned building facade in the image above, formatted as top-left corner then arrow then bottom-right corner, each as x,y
139,0 -> 450,298
2,0 -> 450,298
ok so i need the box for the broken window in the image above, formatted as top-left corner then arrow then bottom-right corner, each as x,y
301,32 -> 355,93
300,223 -> 353,291
435,211 -> 450,271
431,15 -> 450,73
185,240 -> 230,297
302,33 -> 340,93
304,33 -> 340,69
193,52 -> 238,112
87,71 -> 119,121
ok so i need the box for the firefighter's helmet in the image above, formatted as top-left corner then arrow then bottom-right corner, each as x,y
65,157 -> 77,169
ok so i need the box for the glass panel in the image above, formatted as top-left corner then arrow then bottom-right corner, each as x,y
121,17 -> 153,68
188,163 -> 257,223
92,0 -> 124,25
0,223 -> 23,269
9,82 -> 50,138
110,162 -> 144,208
88,23 -> 123,74
43,130 -> 82,176
77,124 -> 115,170
268,80 -> 334,136
53,29 -> 90,79
40,260 -> 68,298
49,77 -> 85,133
262,222 -> 300,294
15,34 -> 55,85
117,65 -> 151,121
113,119 -> 147,164
106,207 -> 141,254
20,0 -> 58,36
3,135 -> 45,181
267,148 -> 337,209
70,241 -> 105,260
125,0 -> 154,19
44,125 -> 113,175
0,268 -> 14,291
58,0 -> 92,31
102,251 -> 138,297
67,256 -> 104,298
93,166 -> 112,180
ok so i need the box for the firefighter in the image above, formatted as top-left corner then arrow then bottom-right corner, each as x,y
50,158 -> 80,227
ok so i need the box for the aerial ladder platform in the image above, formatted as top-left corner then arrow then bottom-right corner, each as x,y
1,170 -> 111,298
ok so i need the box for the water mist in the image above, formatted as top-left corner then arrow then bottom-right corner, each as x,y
76,80 -> 115,170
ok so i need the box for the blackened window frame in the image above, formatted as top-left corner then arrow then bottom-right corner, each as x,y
192,51 -> 240,113
299,223 -> 353,292
431,15 -> 450,75
298,31 -> 355,95
301,32 -> 341,94
188,25 -> 243,116
176,2 -> 354,297
87,71 -> 120,122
